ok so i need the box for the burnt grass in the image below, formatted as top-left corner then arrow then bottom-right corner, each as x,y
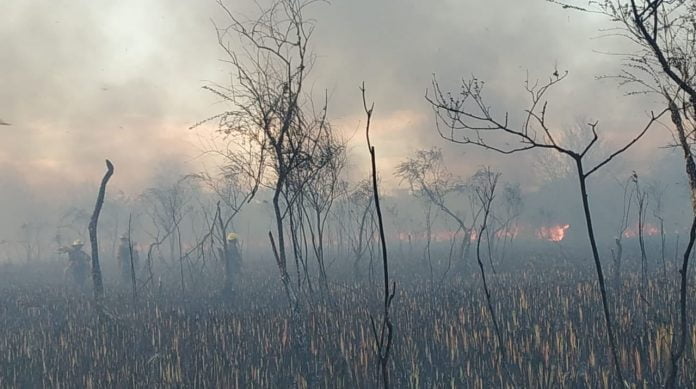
1,258 -> 695,388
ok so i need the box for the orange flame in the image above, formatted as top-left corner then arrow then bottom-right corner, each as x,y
496,225 -> 521,239
622,223 -> 660,239
536,224 -> 570,242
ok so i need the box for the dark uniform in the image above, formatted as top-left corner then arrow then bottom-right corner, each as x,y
117,236 -> 139,286
64,241 -> 90,290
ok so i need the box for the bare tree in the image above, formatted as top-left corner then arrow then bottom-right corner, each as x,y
18,222 -> 43,263
470,167 -> 506,363
611,175 -> 635,302
126,214 -> 138,305
198,0 -> 335,311
196,1 -> 336,384
632,172 -> 650,295
648,181 -> 668,279
549,1 -> 696,385
494,182 -> 523,265
427,70 -> 665,385
277,120 -> 345,297
395,148 -> 477,273
343,179 -> 376,281
89,160 -> 114,311
361,84 -> 395,389
422,202 -> 436,287
303,130 -> 346,293
287,198 -> 313,294
141,178 -> 192,297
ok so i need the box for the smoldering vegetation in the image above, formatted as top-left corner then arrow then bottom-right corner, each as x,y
1,242 -> 695,388
1,163 -> 695,387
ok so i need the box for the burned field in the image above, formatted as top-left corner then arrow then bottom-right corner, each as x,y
1,257 -> 694,388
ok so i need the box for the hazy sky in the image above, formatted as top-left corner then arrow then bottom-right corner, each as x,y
0,0 -> 683,202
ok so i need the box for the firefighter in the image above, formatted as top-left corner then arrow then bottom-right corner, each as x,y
219,232 -> 242,294
62,240 -> 90,290
117,234 -> 139,287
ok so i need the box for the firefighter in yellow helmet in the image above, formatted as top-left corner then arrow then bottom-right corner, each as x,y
62,239 -> 91,291
219,232 -> 241,295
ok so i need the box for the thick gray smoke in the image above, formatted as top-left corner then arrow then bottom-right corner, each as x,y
0,1 -> 689,262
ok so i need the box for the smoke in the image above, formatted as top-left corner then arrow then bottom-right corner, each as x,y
0,0 -> 691,260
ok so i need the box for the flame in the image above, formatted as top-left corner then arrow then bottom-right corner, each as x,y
536,224 -> 570,242
433,230 -> 460,242
622,223 -> 660,239
396,231 -> 466,242
496,225 -> 520,239
397,232 -> 412,242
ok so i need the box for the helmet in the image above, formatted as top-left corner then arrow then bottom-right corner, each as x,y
71,239 -> 84,247
226,232 -> 239,241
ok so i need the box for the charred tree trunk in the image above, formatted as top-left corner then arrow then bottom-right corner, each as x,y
127,214 -> 137,306
314,208 -> 329,293
666,96 -> 696,388
575,158 -> 625,386
658,217 -> 667,280
612,238 -> 623,298
634,179 -> 649,297
270,177 -> 315,386
89,159 -> 114,310
475,200 -> 504,361
269,230 -> 311,385
176,223 -> 185,298
272,178 -> 293,306
362,84 -> 395,389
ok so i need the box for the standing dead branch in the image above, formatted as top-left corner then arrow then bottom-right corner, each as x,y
361,83 -> 395,389
471,167 -> 506,362
127,214 -> 137,306
612,175 -> 635,306
632,172 -> 650,299
89,159 -> 114,311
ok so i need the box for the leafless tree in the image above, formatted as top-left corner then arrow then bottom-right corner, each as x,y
126,214 -> 137,305
632,172 -> 650,294
470,167 -> 506,364
19,222 -> 43,263
395,148 -> 477,273
361,84 -> 395,389
89,160 -> 114,312
427,69 -> 665,385
303,130 -> 346,293
648,181 -> 668,279
278,121 -> 345,297
611,175 -> 635,303
287,199 -> 313,294
196,0 -> 335,384
141,178 -> 192,297
343,179 -> 376,281
549,1 -> 696,385
197,0 -> 334,309
494,182 -> 523,265
422,202 -> 436,287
